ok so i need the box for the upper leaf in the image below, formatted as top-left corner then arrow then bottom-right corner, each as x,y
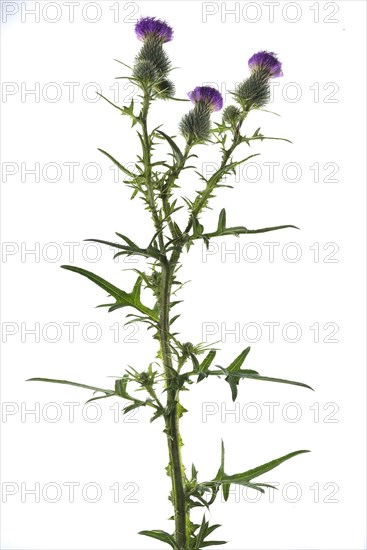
199,209 -> 299,245
60,265 -> 158,322
155,130 -> 184,163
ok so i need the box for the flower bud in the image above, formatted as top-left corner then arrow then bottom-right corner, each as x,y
234,70 -> 270,110
134,35 -> 172,82
154,79 -> 175,99
179,86 -> 223,144
133,59 -> 158,85
222,105 -> 241,126
179,103 -> 212,144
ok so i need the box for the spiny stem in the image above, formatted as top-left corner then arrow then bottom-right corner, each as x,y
141,91 -> 190,547
159,260 -> 189,548
142,97 -> 248,548
169,124 -> 245,269
162,143 -> 192,241
140,90 -> 165,252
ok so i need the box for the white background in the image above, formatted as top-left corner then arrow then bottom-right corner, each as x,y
1,1 -> 366,549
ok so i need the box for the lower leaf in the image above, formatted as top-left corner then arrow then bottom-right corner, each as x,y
139,530 -> 177,548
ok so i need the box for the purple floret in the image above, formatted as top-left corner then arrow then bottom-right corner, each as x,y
187,86 -> 223,112
135,17 -> 173,43
248,51 -> 283,78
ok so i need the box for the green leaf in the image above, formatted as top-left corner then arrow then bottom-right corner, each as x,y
207,346 -> 312,400
222,346 -> 251,400
85,394 -> 114,404
114,376 -> 132,399
196,352 -> 311,399
217,209 -> 226,233
211,447 -> 310,501
238,373 -> 314,391
60,266 -> 158,322
113,58 -> 132,70
150,408 -> 165,423
139,530 -> 177,548
96,92 -> 126,113
195,205 -> 299,242
215,440 -> 229,501
155,130 -> 184,163
199,350 -> 217,371
243,132 -> 293,145
193,516 -> 225,549
225,450 -> 310,485
230,224 -> 298,236
97,148 -> 135,178
227,346 -> 251,372
123,401 -> 147,414
201,541 -> 227,547
209,154 -> 260,186
26,378 -> 114,396
97,93 -> 138,125
84,238 -> 161,260
195,515 -> 209,548
223,370 -> 312,401
115,232 -> 139,248
202,223 -> 299,240
197,350 -> 216,382
206,524 -> 222,536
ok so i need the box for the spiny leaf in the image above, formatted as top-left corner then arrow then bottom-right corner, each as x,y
227,346 -> 251,373
217,209 -> 226,233
114,376 -> 133,400
199,350 -> 216,371
200,541 -> 227,547
193,515 -> 226,548
200,222 -> 299,240
85,394 -> 115,404
115,232 -> 139,248
97,148 -> 135,178
97,93 -> 138,125
26,378 -> 114,396
197,350 -> 216,382
215,440 -> 229,501
221,346 -> 251,400
209,445 -> 310,502
156,130 -> 184,163
238,373 -> 313,391
243,132 -> 293,145
123,401 -> 146,414
139,530 -> 177,548
113,58 -> 132,70
60,266 -> 158,321
96,92 -> 125,113
225,450 -> 310,485
84,238 -> 161,260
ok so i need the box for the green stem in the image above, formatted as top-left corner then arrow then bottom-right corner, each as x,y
140,91 -> 190,547
159,260 -> 189,548
169,115 -> 247,264
140,91 -> 165,251
141,102 -> 247,548
162,143 -> 192,241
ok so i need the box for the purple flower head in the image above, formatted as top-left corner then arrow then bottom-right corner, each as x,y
248,51 -> 283,78
187,86 -> 223,112
135,17 -> 173,43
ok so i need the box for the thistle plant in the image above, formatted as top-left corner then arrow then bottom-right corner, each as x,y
28,16 -> 313,550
